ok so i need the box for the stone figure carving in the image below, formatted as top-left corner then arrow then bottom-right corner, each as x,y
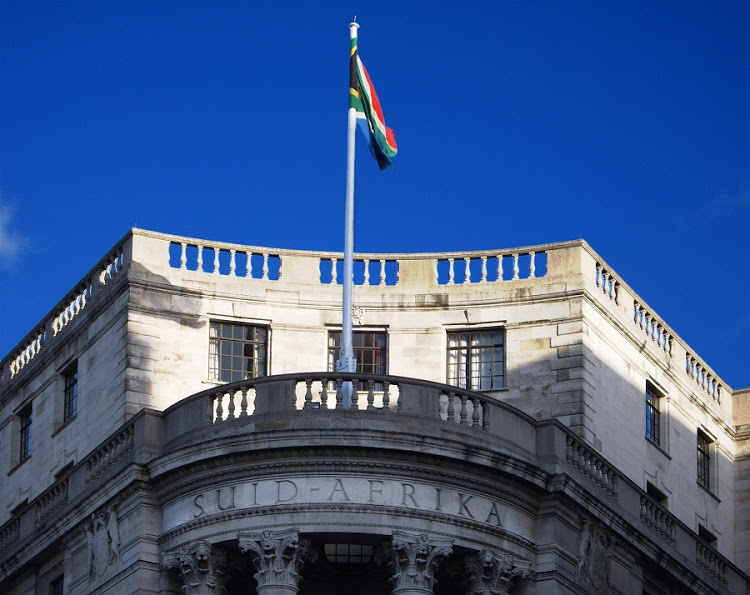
464,549 -> 531,595
162,540 -> 227,595
86,507 -> 120,580
238,528 -> 315,593
382,531 -> 454,594
576,518 -> 614,593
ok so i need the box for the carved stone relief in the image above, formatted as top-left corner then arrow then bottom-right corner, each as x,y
86,506 -> 120,581
464,549 -> 531,595
381,531 -> 454,595
576,518 -> 614,594
238,528 -> 315,594
162,540 -> 227,595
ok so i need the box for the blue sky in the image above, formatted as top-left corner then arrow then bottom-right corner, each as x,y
1,2 -> 748,388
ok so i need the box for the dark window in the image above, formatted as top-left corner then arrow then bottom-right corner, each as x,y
324,543 -> 374,564
63,363 -> 78,422
698,525 -> 717,547
645,384 -> 661,445
447,329 -> 505,390
646,481 -> 668,507
49,574 -> 64,595
697,431 -> 711,489
328,331 -> 387,382
209,322 -> 268,383
19,405 -> 32,462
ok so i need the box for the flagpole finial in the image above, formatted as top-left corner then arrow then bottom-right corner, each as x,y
349,19 -> 359,36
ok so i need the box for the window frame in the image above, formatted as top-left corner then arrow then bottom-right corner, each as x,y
645,383 -> 662,445
697,430 -> 712,491
446,328 -> 505,391
327,329 -> 388,378
63,362 -> 78,423
208,321 -> 269,383
19,405 -> 33,463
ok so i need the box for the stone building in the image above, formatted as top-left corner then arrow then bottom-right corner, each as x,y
0,228 -> 748,594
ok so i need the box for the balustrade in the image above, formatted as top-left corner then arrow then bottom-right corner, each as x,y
565,435 -> 618,499
595,263 -> 620,304
170,241 -> 281,280
319,257 -> 397,286
633,301 -> 674,357
435,250 -> 546,285
696,540 -> 728,585
686,354 -> 722,404
85,423 -> 135,484
640,496 -> 676,546
36,479 -> 69,527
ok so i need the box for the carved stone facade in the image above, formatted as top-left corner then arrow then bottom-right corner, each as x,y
0,230 -> 748,594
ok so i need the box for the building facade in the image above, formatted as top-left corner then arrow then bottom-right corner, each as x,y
0,229 -> 747,594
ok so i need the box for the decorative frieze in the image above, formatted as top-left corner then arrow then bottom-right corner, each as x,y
162,540 -> 227,595
238,528 -> 314,594
383,531 -> 454,594
464,549 -> 530,595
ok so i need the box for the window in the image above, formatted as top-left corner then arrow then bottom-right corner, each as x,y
49,575 -> 64,595
19,405 -> 32,462
698,524 -> 717,547
697,431 -> 712,490
209,322 -> 268,383
324,543 -> 374,564
63,362 -> 78,422
645,384 -> 661,445
328,331 -> 387,378
447,329 -> 505,390
646,481 -> 668,508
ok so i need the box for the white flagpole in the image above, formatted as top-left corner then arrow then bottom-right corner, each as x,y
337,20 -> 360,409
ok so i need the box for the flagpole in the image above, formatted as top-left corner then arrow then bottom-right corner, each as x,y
337,20 -> 360,409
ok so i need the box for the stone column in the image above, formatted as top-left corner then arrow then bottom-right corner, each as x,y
383,531 -> 454,595
162,540 -> 227,595
464,549 -> 531,595
238,528 -> 314,595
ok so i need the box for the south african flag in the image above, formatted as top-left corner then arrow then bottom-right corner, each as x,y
349,35 -> 397,170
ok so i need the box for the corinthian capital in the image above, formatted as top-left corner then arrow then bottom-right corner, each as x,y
162,540 -> 227,595
238,528 -> 314,594
385,531 -> 454,594
464,549 -> 531,595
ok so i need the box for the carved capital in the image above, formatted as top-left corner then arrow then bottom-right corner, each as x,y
464,549 -> 531,595
163,540 -> 227,595
238,528 -> 313,593
384,531 -> 454,594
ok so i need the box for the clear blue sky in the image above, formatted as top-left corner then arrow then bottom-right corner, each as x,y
1,2 -> 748,388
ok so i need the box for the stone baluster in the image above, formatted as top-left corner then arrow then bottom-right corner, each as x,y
331,258 -> 338,284
180,242 -> 188,270
512,253 -> 519,280
245,251 -> 252,277
384,531 -> 453,595
464,257 -> 471,284
212,248 -> 220,275
447,392 -> 456,422
529,251 -> 536,278
383,380 -> 391,410
460,394 -> 469,425
434,259 -> 440,284
367,379 -> 375,410
320,379 -> 329,409
481,256 -> 487,282
363,259 -> 370,285
380,259 -> 386,285
472,398 -> 481,427
448,258 -> 455,284
197,245 -> 203,272
303,379 -> 313,410
335,378 -> 343,409
263,253 -> 269,280
226,389 -> 236,420
497,254 -> 504,281
229,249 -> 236,276
238,529 -> 314,595
464,549 -> 531,595
596,263 -> 602,288
241,386 -> 249,416
215,392 -> 224,422
163,541 -> 227,595
614,281 -> 620,304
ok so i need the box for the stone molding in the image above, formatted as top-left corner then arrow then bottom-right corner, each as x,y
382,531 -> 454,594
162,540 -> 227,595
464,549 -> 531,595
238,528 -> 315,594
